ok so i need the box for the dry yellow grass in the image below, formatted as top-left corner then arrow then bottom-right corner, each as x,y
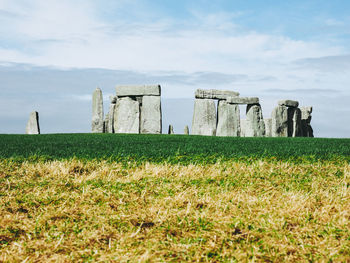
0,159 -> 350,262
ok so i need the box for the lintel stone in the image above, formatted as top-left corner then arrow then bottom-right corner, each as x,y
226,97 -> 259,105
195,89 -> 239,100
278,100 -> 299,108
116,85 -> 161,97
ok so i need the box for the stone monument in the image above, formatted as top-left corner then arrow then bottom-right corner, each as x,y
26,111 -> 40,134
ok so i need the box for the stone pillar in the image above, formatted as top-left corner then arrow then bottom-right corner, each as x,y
264,118 -> 272,137
114,97 -> 140,134
301,107 -> 314,137
26,111 -> 40,134
288,107 -> 302,137
216,100 -> 240,137
191,99 -> 217,136
245,104 -> 265,137
92,88 -> 104,133
140,96 -> 162,134
106,104 -> 116,133
168,125 -> 174,134
271,105 -> 288,137
184,125 -> 189,135
240,120 -> 246,137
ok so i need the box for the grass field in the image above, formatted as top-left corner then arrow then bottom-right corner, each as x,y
1,134 -> 350,262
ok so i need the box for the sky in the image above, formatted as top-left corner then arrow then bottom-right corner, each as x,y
1,0 -> 350,137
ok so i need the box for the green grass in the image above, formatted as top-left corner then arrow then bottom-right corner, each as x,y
1,134 -> 349,164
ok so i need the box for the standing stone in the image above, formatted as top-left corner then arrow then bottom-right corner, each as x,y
106,104 -> 116,133
140,96 -> 162,134
271,105 -> 288,137
168,125 -> 174,134
114,97 -> 140,134
103,112 -> 109,133
184,125 -> 189,135
216,100 -> 240,137
301,107 -> 314,137
245,104 -> 265,137
191,99 -> 217,136
288,107 -> 302,137
240,120 -> 246,137
92,88 -> 104,133
264,118 -> 272,137
26,111 -> 40,134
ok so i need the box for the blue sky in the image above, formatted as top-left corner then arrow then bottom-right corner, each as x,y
0,0 -> 350,137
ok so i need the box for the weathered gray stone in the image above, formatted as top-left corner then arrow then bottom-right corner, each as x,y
264,118 -> 272,137
278,100 -> 299,108
216,100 -> 240,137
301,106 -> 314,137
113,97 -> 140,134
26,111 -> 40,134
271,105 -> 288,137
106,104 -> 116,133
116,85 -> 161,97
191,99 -> 216,136
226,97 -> 259,105
245,104 -> 265,137
92,88 -> 104,133
288,107 -> 302,137
195,89 -> 239,100
240,119 -> 246,137
184,125 -> 189,135
140,96 -> 162,134
168,125 -> 174,134
110,95 -> 117,104
103,113 -> 109,133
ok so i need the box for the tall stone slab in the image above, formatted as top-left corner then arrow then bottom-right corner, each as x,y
92,88 -> 104,133
271,105 -> 288,137
245,104 -> 265,137
114,97 -> 140,134
191,99 -> 216,136
184,125 -> 189,135
264,118 -> 272,137
26,111 -> 40,134
288,107 -> 302,137
106,104 -> 116,133
301,106 -> 314,137
168,125 -> 174,134
140,96 -> 162,134
216,100 -> 240,137
240,120 -> 246,137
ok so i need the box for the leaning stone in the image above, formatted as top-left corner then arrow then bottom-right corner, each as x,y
300,106 -> 314,137
92,88 -> 104,133
271,105 -> 288,137
264,118 -> 272,137
184,125 -> 189,135
288,107 -> 302,137
226,97 -> 259,105
140,96 -> 162,134
191,99 -> 217,136
116,85 -> 161,97
278,100 -> 299,108
168,125 -> 174,134
195,89 -> 239,100
216,100 -> 240,137
26,111 -> 40,134
245,104 -> 265,137
113,97 -> 140,134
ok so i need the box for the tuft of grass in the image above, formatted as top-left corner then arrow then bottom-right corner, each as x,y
0,159 -> 349,262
